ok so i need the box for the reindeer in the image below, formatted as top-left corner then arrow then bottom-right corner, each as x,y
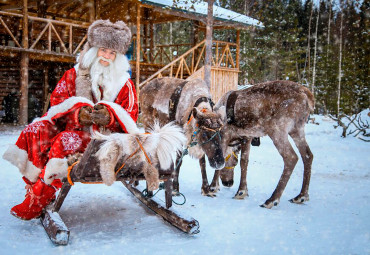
140,77 -> 225,195
209,80 -> 314,208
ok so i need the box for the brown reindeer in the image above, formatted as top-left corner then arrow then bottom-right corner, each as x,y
140,77 -> 225,195
210,80 -> 314,208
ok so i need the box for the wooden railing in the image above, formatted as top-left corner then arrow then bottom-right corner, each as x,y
139,39 -> 239,88
0,11 -> 88,55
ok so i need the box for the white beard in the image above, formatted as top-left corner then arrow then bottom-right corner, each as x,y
83,47 -> 131,101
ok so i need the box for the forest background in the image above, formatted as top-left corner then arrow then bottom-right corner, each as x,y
155,0 -> 369,116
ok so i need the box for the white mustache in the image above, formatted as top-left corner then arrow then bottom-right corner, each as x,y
97,56 -> 113,64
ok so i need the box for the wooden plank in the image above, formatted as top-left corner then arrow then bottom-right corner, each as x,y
122,180 -> 200,235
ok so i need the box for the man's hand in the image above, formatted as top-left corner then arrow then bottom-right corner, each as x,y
79,106 -> 93,126
92,104 -> 111,126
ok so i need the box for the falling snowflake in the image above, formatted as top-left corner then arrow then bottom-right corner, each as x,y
22,122 -> 45,134
61,132 -> 82,151
55,80 -> 67,94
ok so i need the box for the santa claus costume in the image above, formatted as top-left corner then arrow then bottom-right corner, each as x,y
3,20 -> 139,220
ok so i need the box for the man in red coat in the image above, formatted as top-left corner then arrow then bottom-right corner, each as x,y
3,20 -> 139,220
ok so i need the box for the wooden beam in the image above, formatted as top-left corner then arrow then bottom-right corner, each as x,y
19,0 -> 29,125
135,3 -> 141,96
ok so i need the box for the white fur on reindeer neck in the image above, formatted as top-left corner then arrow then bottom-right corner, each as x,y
94,122 -> 186,189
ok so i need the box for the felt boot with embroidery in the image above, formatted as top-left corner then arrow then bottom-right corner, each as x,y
10,177 -> 57,220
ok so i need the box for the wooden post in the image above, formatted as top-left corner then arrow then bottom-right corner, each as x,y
135,3 -> 141,97
150,23 -> 154,63
43,67 -> 49,113
204,0 -> 214,90
89,0 -> 95,22
19,0 -> 29,125
236,29 -> 240,70
95,0 -> 101,19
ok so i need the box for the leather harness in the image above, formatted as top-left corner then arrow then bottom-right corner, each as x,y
226,91 -> 238,125
168,81 -> 214,122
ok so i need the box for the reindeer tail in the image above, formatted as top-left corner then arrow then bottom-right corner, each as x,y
146,121 -> 186,170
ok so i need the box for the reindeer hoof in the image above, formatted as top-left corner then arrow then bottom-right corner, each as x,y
260,199 -> 280,209
233,190 -> 248,199
209,186 -> 220,193
289,194 -> 309,204
201,187 -> 217,197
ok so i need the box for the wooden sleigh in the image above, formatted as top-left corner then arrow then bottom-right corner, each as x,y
40,139 -> 200,245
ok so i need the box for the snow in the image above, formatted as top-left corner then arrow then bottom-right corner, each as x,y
1,114 -> 369,254
140,0 -> 264,28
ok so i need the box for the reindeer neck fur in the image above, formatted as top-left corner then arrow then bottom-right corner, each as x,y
183,102 -> 213,159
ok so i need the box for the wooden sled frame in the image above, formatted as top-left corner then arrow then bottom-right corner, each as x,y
40,140 -> 199,245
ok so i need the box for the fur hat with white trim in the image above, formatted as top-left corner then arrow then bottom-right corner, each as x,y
88,20 -> 131,55
75,20 -> 131,100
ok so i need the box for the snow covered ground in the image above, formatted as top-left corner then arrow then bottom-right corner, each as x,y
0,114 -> 369,255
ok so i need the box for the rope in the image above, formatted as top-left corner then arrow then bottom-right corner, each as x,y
141,183 -> 187,205
172,192 -> 186,205
67,161 -> 79,186
135,137 -> 152,164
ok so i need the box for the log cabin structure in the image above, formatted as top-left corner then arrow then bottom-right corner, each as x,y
0,0 -> 262,124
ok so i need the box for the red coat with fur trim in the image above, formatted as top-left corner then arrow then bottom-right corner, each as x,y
3,67 -> 138,186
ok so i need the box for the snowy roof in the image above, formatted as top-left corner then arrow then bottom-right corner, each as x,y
140,0 -> 264,29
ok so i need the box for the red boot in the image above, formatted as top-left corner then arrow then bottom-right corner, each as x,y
10,177 -> 57,220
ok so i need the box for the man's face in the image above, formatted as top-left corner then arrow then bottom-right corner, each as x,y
97,48 -> 117,66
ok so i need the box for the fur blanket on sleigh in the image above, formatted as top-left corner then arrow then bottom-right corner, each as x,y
93,122 -> 186,190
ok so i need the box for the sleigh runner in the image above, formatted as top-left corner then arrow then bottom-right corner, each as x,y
41,130 -> 199,245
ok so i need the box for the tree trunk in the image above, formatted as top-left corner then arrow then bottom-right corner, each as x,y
312,2 -> 320,96
337,8 -> 344,117
204,0 -> 214,90
327,0 -> 332,57
305,1 -> 314,84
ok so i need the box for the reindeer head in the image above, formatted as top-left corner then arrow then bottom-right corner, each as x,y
189,107 -> 225,169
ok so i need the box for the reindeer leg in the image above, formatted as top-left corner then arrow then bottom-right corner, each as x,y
289,128 -> 313,204
172,153 -> 183,196
209,170 -> 220,194
200,155 -> 214,197
261,133 -> 298,209
234,139 -> 251,199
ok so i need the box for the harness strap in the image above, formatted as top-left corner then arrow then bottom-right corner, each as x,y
135,137 -> 152,165
226,91 -> 238,125
114,147 -> 141,175
169,81 -> 187,121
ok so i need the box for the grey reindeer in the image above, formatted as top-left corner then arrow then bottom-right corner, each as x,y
140,77 -> 225,196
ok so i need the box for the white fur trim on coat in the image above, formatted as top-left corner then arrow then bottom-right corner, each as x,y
43,158 -> 69,185
33,96 -> 94,124
2,144 -> 41,182
98,101 -> 140,134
